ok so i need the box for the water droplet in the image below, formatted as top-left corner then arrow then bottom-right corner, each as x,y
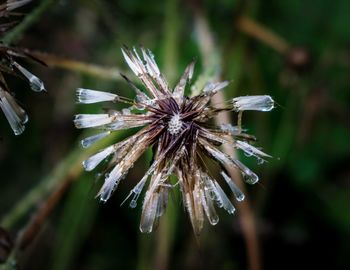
236,194 -> 245,202
82,160 -> 87,169
211,218 -> 219,225
139,227 -> 152,233
30,78 -> 45,92
244,174 -> 259,185
257,158 -> 265,165
130,200 -> 137,208
100,197 -> 107,203
228,208 -> 236,215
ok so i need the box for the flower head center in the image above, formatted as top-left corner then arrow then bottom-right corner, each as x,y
168,114 -> 183,135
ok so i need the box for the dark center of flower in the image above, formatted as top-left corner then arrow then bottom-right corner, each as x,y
148,97 -> 201,155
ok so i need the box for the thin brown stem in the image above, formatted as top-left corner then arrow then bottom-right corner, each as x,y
0,178 -> 73,269
194,10 -> 262,270
213,94 -> 262,270
236,16 -> 290,55
30,51 -> 126,81
17,179 -> 72,250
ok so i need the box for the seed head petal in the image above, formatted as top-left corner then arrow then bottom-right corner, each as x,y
232,95 -> 274,111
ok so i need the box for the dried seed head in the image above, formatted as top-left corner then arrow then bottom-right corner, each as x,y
75,46 -> 274,235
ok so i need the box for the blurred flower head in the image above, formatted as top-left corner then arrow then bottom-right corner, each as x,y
0,0 -> 46,135
74,46 -> 274,234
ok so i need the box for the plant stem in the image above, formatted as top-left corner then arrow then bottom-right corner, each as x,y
30,51 -> 127,81
236,16 -> 290,54
194,10 -> 262,270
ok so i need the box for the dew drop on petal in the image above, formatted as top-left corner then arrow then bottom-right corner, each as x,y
257,158 -> 265,165
130,200 -> 137,208
220,171 -> 245,202
232,95 -> 274,112
13,62 -> 45,92
81,131 -> 110,148
244,173 -> 259,185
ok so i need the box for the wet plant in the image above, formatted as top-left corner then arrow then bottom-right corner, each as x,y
74,46 -> 274,234
0,0 -> 45,135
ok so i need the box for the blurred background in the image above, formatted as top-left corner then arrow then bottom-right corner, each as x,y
1,0 -> 350,269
